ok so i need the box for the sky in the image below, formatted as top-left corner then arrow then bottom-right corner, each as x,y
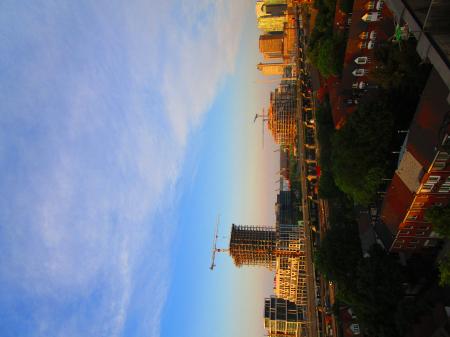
0,1 -> 280,337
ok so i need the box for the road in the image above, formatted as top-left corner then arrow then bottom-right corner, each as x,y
294,4 -> 339,337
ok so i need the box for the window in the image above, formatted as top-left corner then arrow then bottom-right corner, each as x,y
439,177 -> 450,193
362,12 -> 379,22
439,186 -> 450,193
406,215 -> 418,221
435,161 -> 446,170
350,323 -> 361,334
421,182 -> 434,193
358,41 -> 367,49
436,151 -> 449,161
352,68 -> 367,76
434,202 -> 443,207
376,0 -> 384,10
427,176 -> 441,183
424,239 -> 438,247
354,56 -> 369,64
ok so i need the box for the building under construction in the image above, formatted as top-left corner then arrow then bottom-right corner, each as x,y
264,296 -> 307,337
229,224 -> 277,269
229,222 -> 307,306
268,71 -> 297,147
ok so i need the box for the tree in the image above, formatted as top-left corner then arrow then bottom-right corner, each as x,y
315,222 -> 362,290
425,205 -> 450,238
340,0 -> 354,13
318,171 -> 340,199
438,255 -> 450,287
331,99 -> 394,204
308,34 -> 345,78
370,39 -> 429,92
351,246 -> 404,337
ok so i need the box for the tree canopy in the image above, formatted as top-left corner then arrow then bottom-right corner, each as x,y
331,99 -> 394,204
351,246 -> 404,337
315,222 -> 362,289
425,205 -> 450,238
308,0 -> 346,78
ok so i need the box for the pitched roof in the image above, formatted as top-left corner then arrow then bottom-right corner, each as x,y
380,173 -> 414,234
406,68 -> 450,168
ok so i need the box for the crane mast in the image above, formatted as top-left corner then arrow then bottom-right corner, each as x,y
210,215 -> 228,270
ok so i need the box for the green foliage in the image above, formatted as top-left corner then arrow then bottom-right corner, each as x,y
315,96 -> 341,199
309,0 -> 346,78
331,99 -> 394,204
370,39 -> 431,129
318,171 -> 340,199
308,34 -> 345,78
438,255 -> 450,287
425,205 -> 450,238
315,222 -> 362,289
340,0 -> 354,13
370,39 -> 428,91
351,246 -> 404,337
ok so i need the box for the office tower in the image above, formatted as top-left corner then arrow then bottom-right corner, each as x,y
259,34 -> 284,60
229,224 -> 276,269
257,62 -> 285,76
275,191 -> 294,225
256,1 -> 286,33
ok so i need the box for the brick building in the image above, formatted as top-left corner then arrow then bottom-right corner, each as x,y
329,0 -> 394,128
380,69 -> 450,252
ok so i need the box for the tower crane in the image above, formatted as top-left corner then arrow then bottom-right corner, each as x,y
254,108 -> 268,148
210,215 -> 229,270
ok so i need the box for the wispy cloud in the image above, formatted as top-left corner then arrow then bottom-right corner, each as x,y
162,0 -> 250,145
0,1 -> 249,337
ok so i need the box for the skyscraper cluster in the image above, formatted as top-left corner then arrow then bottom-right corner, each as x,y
229,220 -> 308,336
255,0 -> 300,148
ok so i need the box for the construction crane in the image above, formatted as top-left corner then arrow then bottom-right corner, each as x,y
254,109 -> 268,148
210,215 -> 229,270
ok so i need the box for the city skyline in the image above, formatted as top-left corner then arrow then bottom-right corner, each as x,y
0,1 -> 284,337
2,0 -> 449,336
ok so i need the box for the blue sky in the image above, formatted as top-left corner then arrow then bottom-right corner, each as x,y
0,1 -> 278,337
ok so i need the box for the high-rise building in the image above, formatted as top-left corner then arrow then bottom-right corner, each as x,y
229,224 -> 276,269
257,62 -> 285,76
275,222 -> 308,306
259,34 -> 284,60
275,192 -> 294,226
264,0 -> 287,4
256,1 -> 287,33
264,296 -> 306,337
267,81 -> 297,146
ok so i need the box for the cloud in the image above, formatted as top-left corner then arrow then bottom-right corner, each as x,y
162,0 -> 251,145
0,1 -> 249,337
